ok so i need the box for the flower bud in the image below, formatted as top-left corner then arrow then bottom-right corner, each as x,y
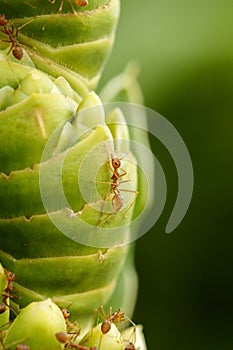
3,299 -> 66,349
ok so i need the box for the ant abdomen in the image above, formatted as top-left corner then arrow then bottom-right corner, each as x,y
101,319 -> 111,334
12,46 -> 24,60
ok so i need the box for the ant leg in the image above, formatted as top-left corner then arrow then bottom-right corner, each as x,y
124,315 -> 137,345
68,0 -> 78,15
117,189 -> 138,218
80,308 -> 99,346
16,18 -> 35,32
118,167 -> 127,178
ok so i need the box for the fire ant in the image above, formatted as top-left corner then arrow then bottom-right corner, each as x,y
48,0 -> 88,14
97,154 -> 138,225
55,332 -> 97,349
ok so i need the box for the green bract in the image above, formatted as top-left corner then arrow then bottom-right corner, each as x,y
3,299 -> 66,349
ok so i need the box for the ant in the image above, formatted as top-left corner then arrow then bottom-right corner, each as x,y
0,12 -> 24,60
55,332 -> 97,349
48,0 -> 88,15
90,306 -> 136,349
96,154 -> 138,225
0,269 -> 16,316
97,306 -> 126,335
61,308 -> 81,340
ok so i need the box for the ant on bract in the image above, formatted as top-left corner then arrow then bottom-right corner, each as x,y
0,269 -> 17,317
96,153 -> 138,226
89,306 -> 136,349
55,332 -> 97,350
48,0 -> 88,15
61,307 -> 81,341
0,8 -> 34,61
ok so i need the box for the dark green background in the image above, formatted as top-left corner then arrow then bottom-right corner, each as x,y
99,1 -> 233,349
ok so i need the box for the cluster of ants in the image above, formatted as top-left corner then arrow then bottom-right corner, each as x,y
56,305 -> 137,350
0,269 -> 29,350
0,269 -> 137,350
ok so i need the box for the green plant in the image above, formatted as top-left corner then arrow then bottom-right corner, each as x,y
0,1 -> 149,348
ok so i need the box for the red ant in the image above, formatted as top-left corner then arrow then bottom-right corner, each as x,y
48,0 -> 88,14
96,306 -> 126,335
90,306 -> 136,349
61,308 -> 81,340
56,332 -> 97,349
0,269 -> 16,315
96,154 -> 138,225
0,13 -> 24,60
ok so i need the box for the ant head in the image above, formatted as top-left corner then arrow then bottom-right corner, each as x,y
0,14 -> 7,26
111,154 -> 121,169
62,308 -> 70,319
4,269 -> 15,282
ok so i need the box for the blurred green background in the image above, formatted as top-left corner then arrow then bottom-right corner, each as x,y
99,0 -> 233,349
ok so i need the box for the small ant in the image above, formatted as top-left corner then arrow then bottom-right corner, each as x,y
0,13 -> 24,60
61,308 -> 81,340
55,332 -> 97,349
96,154 -> 138,225
91,306 -> 136,349
0,269 -> 16,316
48,0 -> 88,14
97,306 -> 125,335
